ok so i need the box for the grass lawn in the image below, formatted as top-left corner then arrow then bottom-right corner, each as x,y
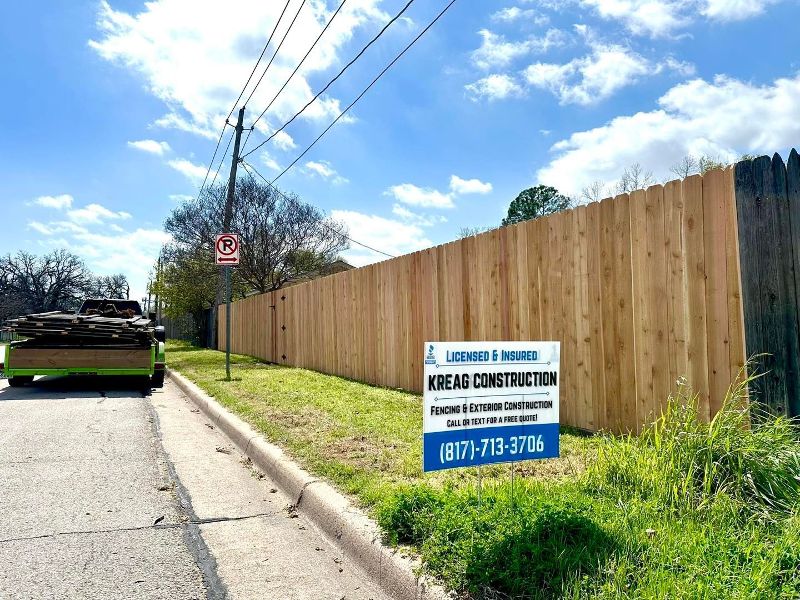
167,341 -> 800,599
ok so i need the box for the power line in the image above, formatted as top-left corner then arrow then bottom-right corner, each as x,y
240,159 -> 396,258
269,0 -> 459,185
195,1 -> 291,199
196,123 -> 229,198
241,0 -> 308,110
240,0 -> 417,161
206,126 -> 236,194
241,0 -> 349,154
246,0 -> 347,135
228,0 -> 292,120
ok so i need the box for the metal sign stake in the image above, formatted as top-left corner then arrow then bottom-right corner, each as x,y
225,265 -> 231,381
510,461 -> 515,510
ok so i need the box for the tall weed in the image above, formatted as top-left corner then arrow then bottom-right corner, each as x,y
587,371 -> 800,518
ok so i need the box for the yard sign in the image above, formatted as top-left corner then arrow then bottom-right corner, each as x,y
423,341 -> 560,472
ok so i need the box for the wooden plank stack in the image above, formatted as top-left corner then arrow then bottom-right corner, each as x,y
3,311 -> 155,345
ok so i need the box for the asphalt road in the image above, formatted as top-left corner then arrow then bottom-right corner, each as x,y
0,375 -> 390,600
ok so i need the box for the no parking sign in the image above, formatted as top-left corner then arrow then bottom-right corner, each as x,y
215,234 -> 239,266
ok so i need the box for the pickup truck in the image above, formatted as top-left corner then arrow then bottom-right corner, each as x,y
1,298 -> 165,389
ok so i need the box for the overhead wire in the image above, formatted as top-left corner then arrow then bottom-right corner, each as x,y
268,0 -> 460,185
206,127 -> 236,194
241,0 -> 308,111
195,0 -> 291,199
240,0 -> 417,161
240,0 -> 349,154
196,124 -> 230,198
227,0 -> 292,120
240,159 -> 396,258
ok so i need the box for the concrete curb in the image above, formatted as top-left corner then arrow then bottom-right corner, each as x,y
166,368 -> 450,600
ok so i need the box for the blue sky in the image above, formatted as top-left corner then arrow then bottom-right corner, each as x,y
2,0 -> 799,300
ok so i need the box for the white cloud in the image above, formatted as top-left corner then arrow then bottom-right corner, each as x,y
580,0 -> 691,37
260,152 -> 282,172
471,28 -> 566,70
702,0 -> 780,20
331,210 -> 432,264
537,73 -> 800,196
271,130 -> 297,151
90,0 -> 388,142
30,194 -> 74,210
524,43 -> 652,104
167,158 -> 207,182
491,7 -> 549,24
662,56 -> 696,76
152,112 -> 217,139
67,203 -> 132,224
580,0 -> 784,37
386,183 -> 454,209
128,139 -> 171,155
28,221 -> 56,235
391,204 -> 447,227
465,74 -> 524,101
449,175 -> 493,195
169,194 -> 194,202
303,160 -> 348,184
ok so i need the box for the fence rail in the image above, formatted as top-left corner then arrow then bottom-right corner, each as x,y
219,166 -> 749,433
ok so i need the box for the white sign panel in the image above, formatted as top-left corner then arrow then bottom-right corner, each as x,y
215,233 -> 240,266
423,341 -> 560,472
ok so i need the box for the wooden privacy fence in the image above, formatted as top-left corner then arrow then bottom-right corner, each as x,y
735,151 -> 800,418
219,165 -> 751,434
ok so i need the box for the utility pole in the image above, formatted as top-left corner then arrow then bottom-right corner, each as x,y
154,256 -> 162,324
217,106 -> 245,381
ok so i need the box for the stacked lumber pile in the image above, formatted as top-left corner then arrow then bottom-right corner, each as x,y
3,311 -> 155,345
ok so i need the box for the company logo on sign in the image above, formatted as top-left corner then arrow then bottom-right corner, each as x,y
425,344 -> 437,365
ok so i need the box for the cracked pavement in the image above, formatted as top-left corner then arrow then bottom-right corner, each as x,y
0,375 -> 390,600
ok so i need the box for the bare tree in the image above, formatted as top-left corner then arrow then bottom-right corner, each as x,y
580,180 -> 608,204
89,274 -> 130,299
163,177 -> 350,296
0,249 -> 94,315
670,155 -> 699,179
457,226 -> 493,238
615,162 -> 655,194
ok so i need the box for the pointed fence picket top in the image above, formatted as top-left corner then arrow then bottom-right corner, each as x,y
734,151 -> 800,418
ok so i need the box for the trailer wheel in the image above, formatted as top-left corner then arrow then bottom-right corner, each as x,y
8,376 -> 34,387
151,370 -> 165,388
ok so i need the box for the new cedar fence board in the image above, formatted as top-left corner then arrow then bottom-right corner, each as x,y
217,162 -> 778,433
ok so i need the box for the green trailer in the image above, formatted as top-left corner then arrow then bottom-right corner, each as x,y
0,299 -> 165,389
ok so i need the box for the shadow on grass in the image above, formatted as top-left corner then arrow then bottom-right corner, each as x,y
464,504 -> 616,598
379,485 -> 618,599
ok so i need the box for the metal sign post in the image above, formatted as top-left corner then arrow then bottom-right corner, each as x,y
225,265 -> 231,381
215,233 -> 240,382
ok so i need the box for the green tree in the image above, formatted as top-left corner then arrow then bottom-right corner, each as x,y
502,185 -> 571,226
